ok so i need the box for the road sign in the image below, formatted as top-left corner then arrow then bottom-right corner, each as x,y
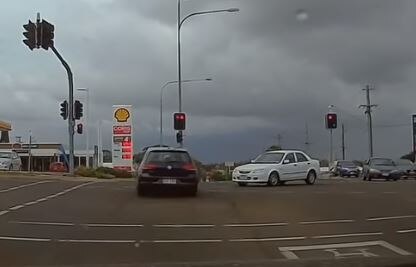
113,126 -> 131,135
225,162 -> 234,167
112,105 -> 133,171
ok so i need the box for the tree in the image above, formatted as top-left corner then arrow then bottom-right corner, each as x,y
401,152 -> 415,162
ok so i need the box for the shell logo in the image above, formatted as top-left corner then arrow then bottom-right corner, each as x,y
114,108 -> 130,123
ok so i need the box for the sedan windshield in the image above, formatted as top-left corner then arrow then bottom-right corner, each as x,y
0,152 -> 11,158
371,159 -> 395,166
254,152 -> 284,163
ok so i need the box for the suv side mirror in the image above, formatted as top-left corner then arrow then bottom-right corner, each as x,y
283,159 -> 290,164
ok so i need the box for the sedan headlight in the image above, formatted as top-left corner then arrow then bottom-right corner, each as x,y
252,169 -> 265,174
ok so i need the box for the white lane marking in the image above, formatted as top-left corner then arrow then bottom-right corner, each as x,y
0,210 -> 9,216
0,181 -> 97,217
152,224 -> 215,228
0,180 -> 50,193
279,240 -> 412,260
10,221 -> 75,226
142,239 -> 222,243
299,219 -> 355,225
8,205 -> 24,211
382,191 -> 397,194
0,236 -> 51,242
348,191 -> 366,194
224,222 -> 288,227
367,215 -> 416,221
24,201 -> 38,206
312,232 -> 383,239
57,239 -> 136,243
229,236 -> 306,242
83,223 -> 143,228
397,229 -> 416,234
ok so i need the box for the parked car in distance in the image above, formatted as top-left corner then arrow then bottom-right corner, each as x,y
49,162 -> 68,172
0,151 -> 22,171
332,160 -> 360,177
136,147 -> 199,196
394,159 -> 414,179
362,157 -> 400,181
232,150 -> 320,186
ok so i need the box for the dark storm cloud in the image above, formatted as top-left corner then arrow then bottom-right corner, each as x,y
1,0 -> 416,162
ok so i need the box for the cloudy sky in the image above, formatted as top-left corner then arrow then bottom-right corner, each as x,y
1,0 -> 416,163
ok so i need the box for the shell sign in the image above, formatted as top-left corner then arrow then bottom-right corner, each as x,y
112,105 -> 133,171
114,107 -> 130,123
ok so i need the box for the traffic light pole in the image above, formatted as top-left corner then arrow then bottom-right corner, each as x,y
51,46 -> 75,175
329,129 -> 333,164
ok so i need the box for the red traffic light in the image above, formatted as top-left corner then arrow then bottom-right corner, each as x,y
174,112 -> 186,130
76,123 -> 83,134
326,113 -> 337,129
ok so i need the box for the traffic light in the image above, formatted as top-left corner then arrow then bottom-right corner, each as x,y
23,20 -> 37,50
174,112 -> 186,130
76,123 -> 83,134
176,131 -> 183,144
326,113 -> 338,129
40,19 -> 54,50
74,100 -> 83,120
60,100 -> 68,120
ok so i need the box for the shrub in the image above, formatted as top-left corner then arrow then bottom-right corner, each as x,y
75,166 -> 132,178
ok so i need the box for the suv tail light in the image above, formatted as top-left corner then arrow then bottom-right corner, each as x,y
182,163 -> 197,173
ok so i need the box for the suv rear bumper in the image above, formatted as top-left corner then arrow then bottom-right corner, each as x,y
138,176 -> 198,186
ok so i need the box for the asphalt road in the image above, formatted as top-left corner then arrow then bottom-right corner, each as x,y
0,175 -> 416,267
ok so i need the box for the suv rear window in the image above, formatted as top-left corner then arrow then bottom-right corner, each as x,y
146,151 -> 192,164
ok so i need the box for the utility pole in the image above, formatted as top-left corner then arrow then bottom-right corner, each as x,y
359,85 -> 377,158
341,123 -> 346,160
28,130 -> 32,172
277,134 -> 282,148
304,122 -> 310,152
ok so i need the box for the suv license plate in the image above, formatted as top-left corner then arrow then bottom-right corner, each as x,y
162,179 -> 177,184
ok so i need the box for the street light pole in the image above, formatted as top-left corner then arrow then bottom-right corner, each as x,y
177,0 -> 239,146
77,88 -> 90,167
160,78 -> 212,145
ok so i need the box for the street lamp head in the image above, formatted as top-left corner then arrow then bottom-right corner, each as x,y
77,88 -> 88,92
227,8 -> 239,12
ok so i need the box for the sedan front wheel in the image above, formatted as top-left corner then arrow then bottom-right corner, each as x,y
267,172 -> 279,186
305,171 -> 316,185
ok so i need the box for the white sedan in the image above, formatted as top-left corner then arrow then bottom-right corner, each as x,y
232,150 -> 320,186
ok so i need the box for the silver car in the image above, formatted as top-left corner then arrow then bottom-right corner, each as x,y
0,151 -> 22,171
